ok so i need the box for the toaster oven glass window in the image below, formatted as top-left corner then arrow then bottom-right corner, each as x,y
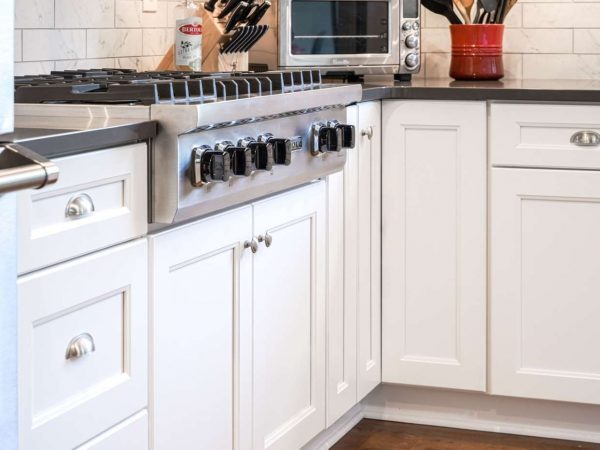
291,0 -> 389,55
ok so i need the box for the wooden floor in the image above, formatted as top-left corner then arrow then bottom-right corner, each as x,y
332,420 -> 600,450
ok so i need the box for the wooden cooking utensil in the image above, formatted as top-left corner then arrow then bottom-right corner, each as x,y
461,0 -> 474,23
453,0 -> 470,23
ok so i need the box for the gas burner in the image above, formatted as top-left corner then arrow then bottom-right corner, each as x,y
14,69 -> 323,105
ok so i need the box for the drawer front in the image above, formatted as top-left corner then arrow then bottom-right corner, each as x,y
18,239 -> 148,450
75,410 -> 148,450
17,143 -> 147,274
490,103 -> 600,169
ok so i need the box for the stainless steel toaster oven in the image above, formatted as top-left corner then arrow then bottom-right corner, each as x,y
270,0 -> 421,77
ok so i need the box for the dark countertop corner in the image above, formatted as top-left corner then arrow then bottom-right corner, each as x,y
359,78 -> 600,103
4,120 -> 158,159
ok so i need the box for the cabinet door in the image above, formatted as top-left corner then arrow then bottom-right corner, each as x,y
249,182 -> 326,450
150,207 -> 252,450
326,106 -> 358,426
382,101 -> 487,391
356,101 -> 382,401
491,168 -> 600,405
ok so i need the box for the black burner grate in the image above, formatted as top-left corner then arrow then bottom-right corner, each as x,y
14,69 -> 323,105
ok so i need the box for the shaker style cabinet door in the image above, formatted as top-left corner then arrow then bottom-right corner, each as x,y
356,101 -> 382,401
247,181 -> 327,450
381,101 -> 487,392
150,206 -> 253,450
490,168 -> 600,405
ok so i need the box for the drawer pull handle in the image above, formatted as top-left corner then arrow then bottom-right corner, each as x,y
65,333 -> 96,360
65,193 -> 95,219
570,130 -> 600,147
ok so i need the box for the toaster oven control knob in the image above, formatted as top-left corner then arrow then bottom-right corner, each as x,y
226,146 -> 253,176
405,52 -> 419,69
191,145 -> 231,186
311,123 -> 341,155
405,35 -> 419,49
327,120 -> 356,149
258,133 -> 292,166
402,21 -> 412,31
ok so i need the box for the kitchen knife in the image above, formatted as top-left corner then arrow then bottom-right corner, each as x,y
225,1 -> 249,32
221,28 -> 242,53
240,1 -> 260,22
421,0 -> 462,24
243,24 -> 268,52
228,25 -> 252,53
246,0 -> 271,26
231,25 -> 258,52
218,0 -> 243,19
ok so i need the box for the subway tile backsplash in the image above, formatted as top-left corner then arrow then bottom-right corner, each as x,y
12,0 -> 600,79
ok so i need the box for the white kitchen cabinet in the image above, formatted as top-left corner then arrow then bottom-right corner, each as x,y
250,181 -> 327,450
150,206 -> 252,450
490,168 -> 600,405
18,239 -> 148,450
326,101 -> 382,426
150,181 -> 326,450
381,101 -> 487,392
75,410 -> 148,450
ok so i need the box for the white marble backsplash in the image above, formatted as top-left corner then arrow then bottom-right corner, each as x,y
13,0 -> 600,79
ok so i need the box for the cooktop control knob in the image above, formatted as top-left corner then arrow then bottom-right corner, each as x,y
258,133 -> 292,166
216,141 -> 252,177
238,138 -> 273,171
311,123 -> 340,155
191,145 -> 231,186
328,120 -> 356,149
405,35 -> 419,49
405,52 -> 419,69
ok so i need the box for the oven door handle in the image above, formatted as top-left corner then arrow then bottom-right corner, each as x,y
0,143 -> 59,194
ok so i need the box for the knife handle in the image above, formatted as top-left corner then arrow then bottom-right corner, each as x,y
218,0 -> 242,19
246,0 -> 270,26
204,0 -> 219,12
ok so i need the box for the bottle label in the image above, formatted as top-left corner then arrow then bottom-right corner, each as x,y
175,17 -> 202,68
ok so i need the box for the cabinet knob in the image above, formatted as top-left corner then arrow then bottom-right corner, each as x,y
244,238 -> 259,253
570,130 -> 600,147
257,233 -> 273,247
65,193 -> 95,219
65,333 -> 96,360
361,126 -> 374,140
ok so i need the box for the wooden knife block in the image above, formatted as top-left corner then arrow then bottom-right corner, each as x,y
156,7 -> 249,72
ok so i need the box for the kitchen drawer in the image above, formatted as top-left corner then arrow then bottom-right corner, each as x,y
490,103 -> 600,169
75,410 -> 148,450
17,143 -> 147,274
18,239 -> 148,450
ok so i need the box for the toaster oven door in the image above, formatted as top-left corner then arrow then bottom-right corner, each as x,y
279,0 -> 400,68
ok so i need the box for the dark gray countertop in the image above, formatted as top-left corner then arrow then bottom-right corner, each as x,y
359,78 -> 600,103
3,120 -> 157,158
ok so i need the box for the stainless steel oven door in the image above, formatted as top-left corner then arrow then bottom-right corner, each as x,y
279,0 -> 400,69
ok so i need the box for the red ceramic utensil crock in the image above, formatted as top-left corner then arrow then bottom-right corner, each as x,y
449,24 -> 504,80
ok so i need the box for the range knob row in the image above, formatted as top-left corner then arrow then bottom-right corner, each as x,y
311,121 -> 355,155
190,135 -> 293,187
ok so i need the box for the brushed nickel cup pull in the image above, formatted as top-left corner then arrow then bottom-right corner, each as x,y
361,126 -> 373,140
244,238 -> 259,253
257,233 -> 273,247
65,193 -> 95,219
570,130 -> 600,147
65,333 -> 96,360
